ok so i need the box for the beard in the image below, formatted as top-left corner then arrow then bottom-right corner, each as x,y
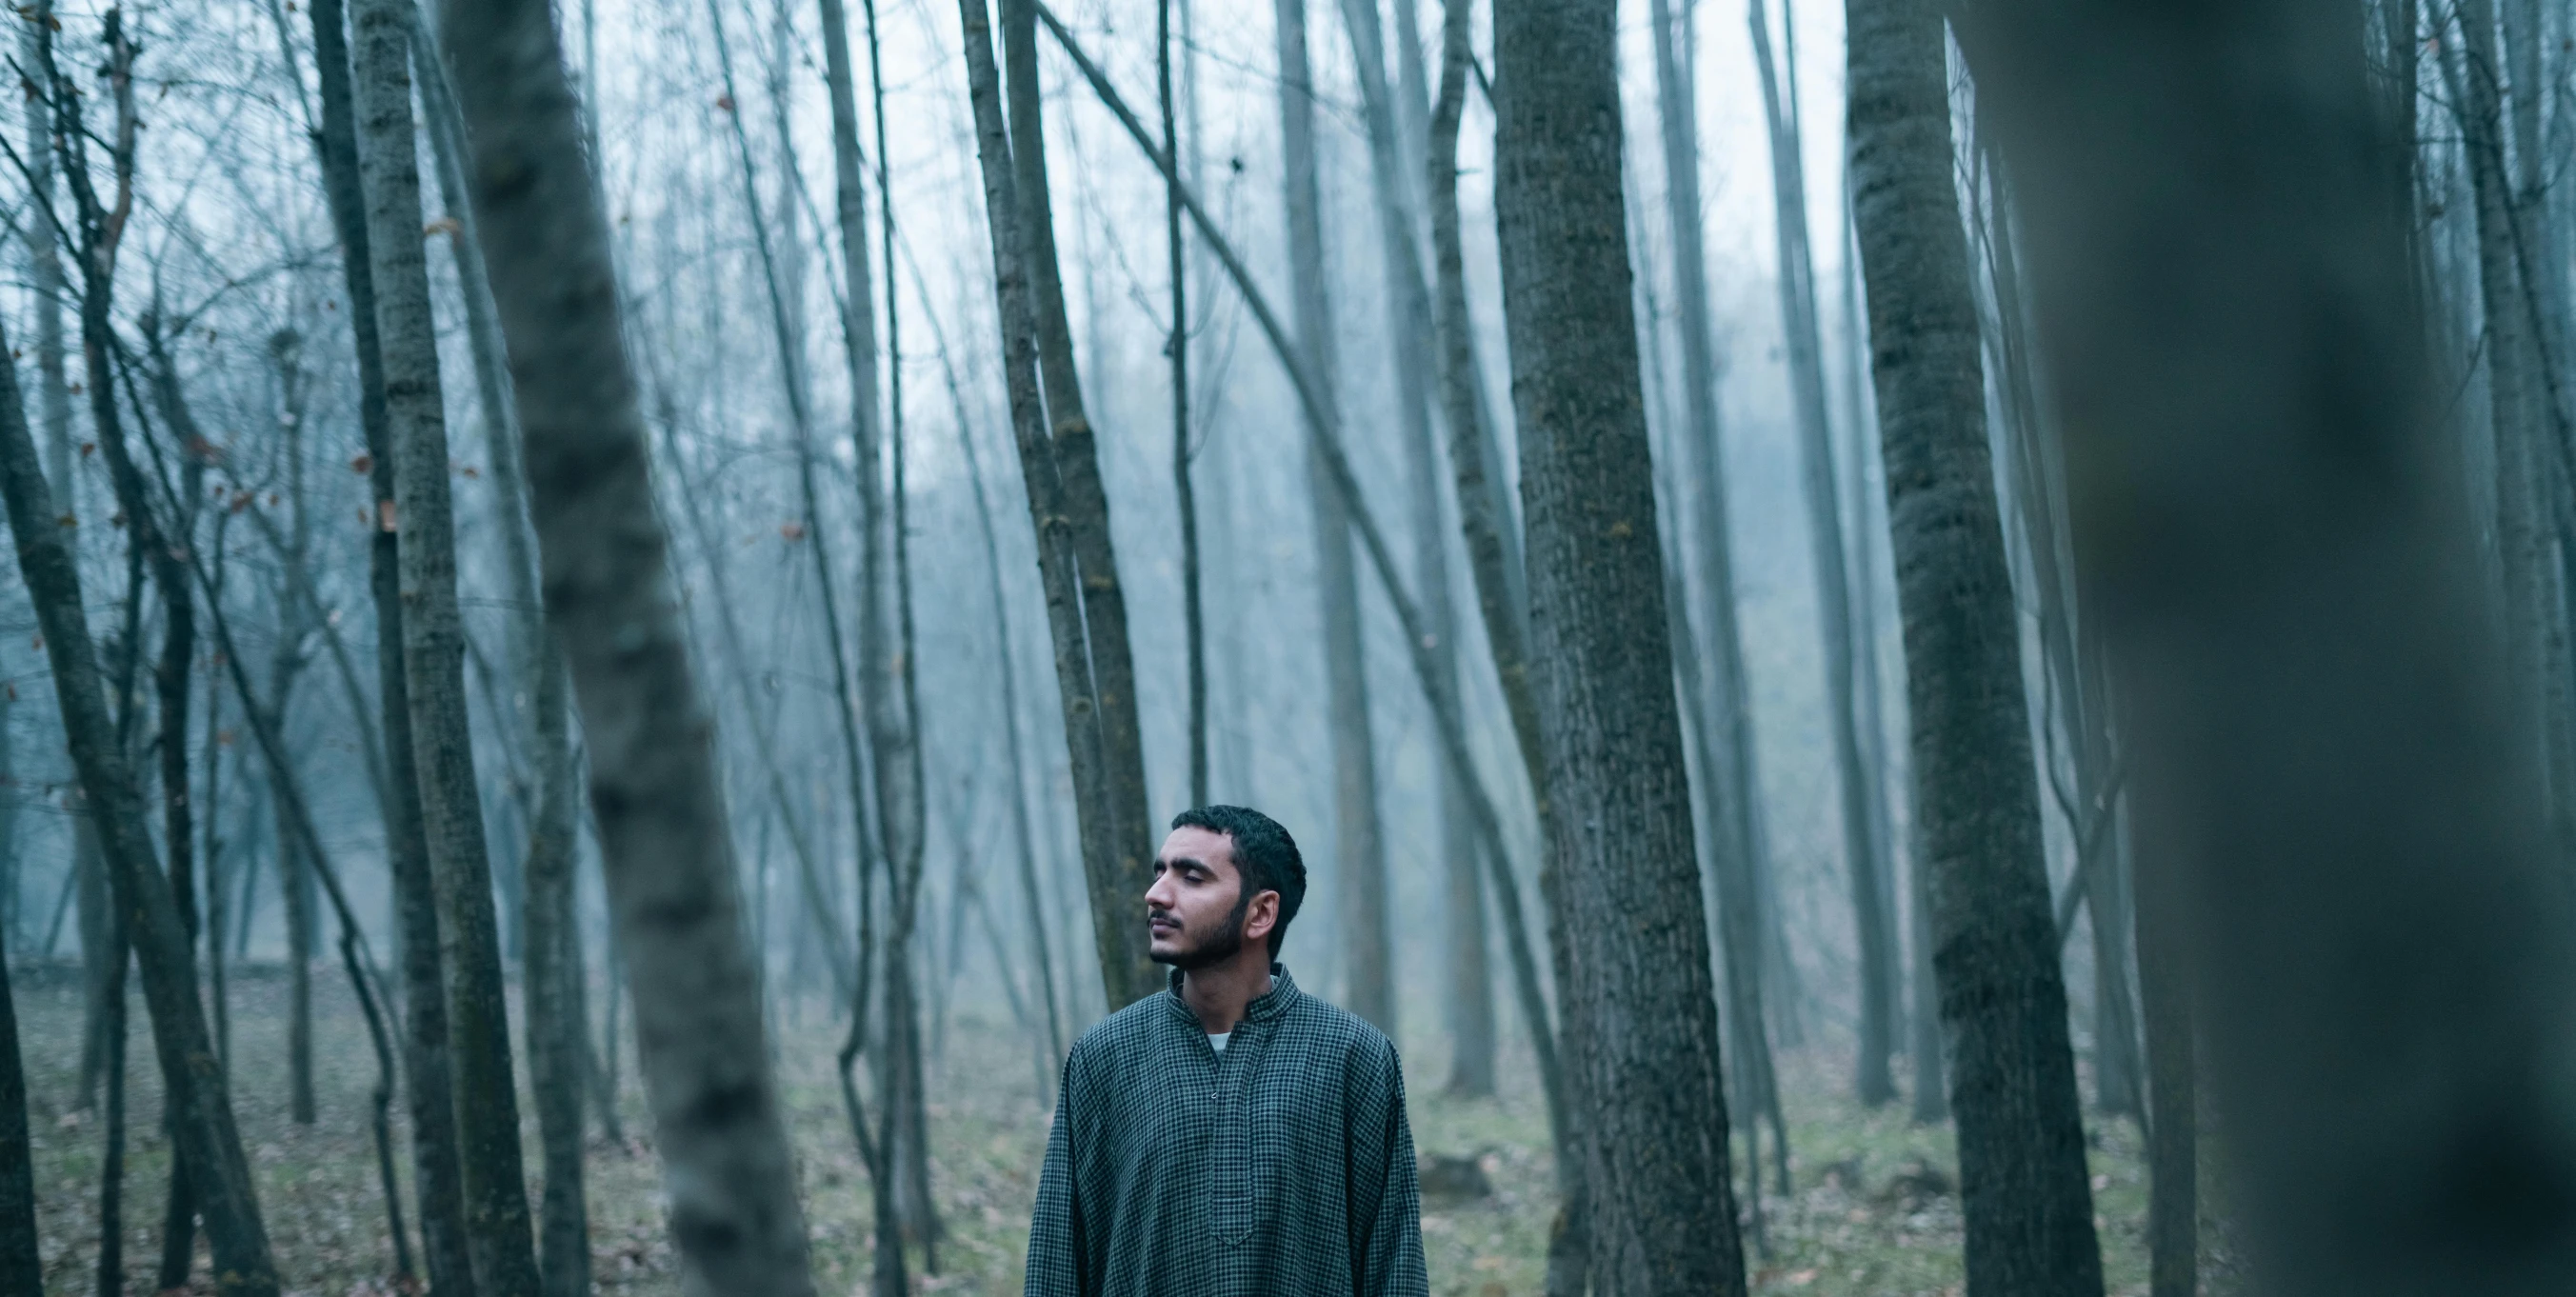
1149,886 -> 1253,971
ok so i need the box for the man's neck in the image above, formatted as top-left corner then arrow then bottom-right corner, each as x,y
1179,949 -> 1274,1036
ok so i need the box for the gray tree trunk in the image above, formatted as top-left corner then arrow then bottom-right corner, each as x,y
0,304 -> 279,1297
300,0 -> 477,1287
1845,0 -> 2105,1290
1490,0 -> 1747,1290
1646,0 -> 1793,1178
1341,0 -> 1481,1080
1274,0 -> 1394,1032
0,919 -> 37,1295
997,0 -> 1163,1009
1964,0 -> 2576,1289
435,0 -> 823,1286
2132,809 -> 2194,1297
409,29 -> 593,1295
1979,178 -> 2142,1121
2452,0 -> 2576,848
349,1 -> 542,1289
1745,0 -> 1901,1106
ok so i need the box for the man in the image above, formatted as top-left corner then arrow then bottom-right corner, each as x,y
1024,805 -> 1428,1297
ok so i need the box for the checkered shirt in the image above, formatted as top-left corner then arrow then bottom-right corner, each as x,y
1023,964 -> 1428,1297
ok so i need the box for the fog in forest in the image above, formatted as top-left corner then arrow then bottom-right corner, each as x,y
0,0 -> 2565,1293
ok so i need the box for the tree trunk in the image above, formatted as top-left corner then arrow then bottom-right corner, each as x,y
1959,0 -> 2576,1282
987,0 -> 1161,1010
1341,0 -> 1478,1074
2450,0 -> 2573,848
954,402 -> 1067,1076
0,919 -> 36,1295
521,645 -> 589,1297
436,0 -> 823,1285
278,676 -> 317,1125
350,1 -> 543,1288
1645,0 -> 1793,1174
2133,811 -> 2195,1297
1165,0 -> 1208,808
94,918 -> 126,1297
1490,0 -> 1747,1291
412,26 -> 594,1293
1744,0 -> 1901,1106
142,327 -> 205,1295
1272,0 -> 1393,1033
0,300 -> 279,1297
301,0 -> 477,1287
1845,0 -> 2106,1289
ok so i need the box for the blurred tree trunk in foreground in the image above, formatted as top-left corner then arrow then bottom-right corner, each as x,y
437,0 -> 822,1287
1964,0 -> 2576,1290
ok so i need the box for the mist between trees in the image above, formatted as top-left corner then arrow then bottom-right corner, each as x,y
0,0 -> 2568,1292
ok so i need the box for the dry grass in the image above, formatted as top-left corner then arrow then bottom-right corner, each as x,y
10,966 -> 2232,1295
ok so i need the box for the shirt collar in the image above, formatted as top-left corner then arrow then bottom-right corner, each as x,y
1164,962 -> 1300,1028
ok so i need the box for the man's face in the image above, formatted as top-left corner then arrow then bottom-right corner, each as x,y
1146,826 -> 1258,970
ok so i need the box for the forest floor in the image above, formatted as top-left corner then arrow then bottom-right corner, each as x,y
14,964 -> 2237,1296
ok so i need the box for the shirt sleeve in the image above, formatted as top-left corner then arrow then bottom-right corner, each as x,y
1024,1048 -> 1086,1297
1349,1042 -> 1430,1297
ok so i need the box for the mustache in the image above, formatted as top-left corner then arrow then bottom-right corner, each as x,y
1147,906 -> 1181,927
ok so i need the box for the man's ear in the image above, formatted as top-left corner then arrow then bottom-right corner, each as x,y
1245,888 -> 1281,946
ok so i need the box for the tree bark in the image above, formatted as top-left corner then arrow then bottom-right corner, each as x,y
1272,0 -> 1394,1032
986,0 -> 1161,1010
1961,0 -> 2576,1289
0,292 -> 279,1297
953,389 -> 1067,1075
300,0 -> 477,1287
2448,0 -> 2572,849
1645,0 -> 1793,1176
0,919 -> 35,1295
413,29 -> 593,1292
1845,0 -> 2105,1290
1744,0 -> 1901,1107
2132,811 -> 2194,1297
1490,0 -> 1747,1291
350,0 -> 543,1287
435,0 -> 823,1285
1341,0 -> 1478,1073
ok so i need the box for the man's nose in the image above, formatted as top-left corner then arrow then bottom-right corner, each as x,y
1144,873 -> 1174,909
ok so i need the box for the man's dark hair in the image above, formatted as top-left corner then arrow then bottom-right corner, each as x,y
1171,805 -> 1307,955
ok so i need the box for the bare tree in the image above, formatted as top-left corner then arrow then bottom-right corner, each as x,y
1272,0 -> 1394,1032
1745,0 -> 1902,1107
1490,0 -> 1747,1291
435,0 -> 822,1286
301,0 -> 477,1286
1643,0 -> 1791,1179
1845,0 -> 2104,1288
351,0 -> 545,1285
1338,0 -> 1475,1072
0,270 -> 280,1297
1964,0 -> 2576,1289
990,0 -> 1161,1008
0,920 -> 33,1295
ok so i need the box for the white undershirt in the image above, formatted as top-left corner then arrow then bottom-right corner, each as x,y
1208,1031 -> 1231,1054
